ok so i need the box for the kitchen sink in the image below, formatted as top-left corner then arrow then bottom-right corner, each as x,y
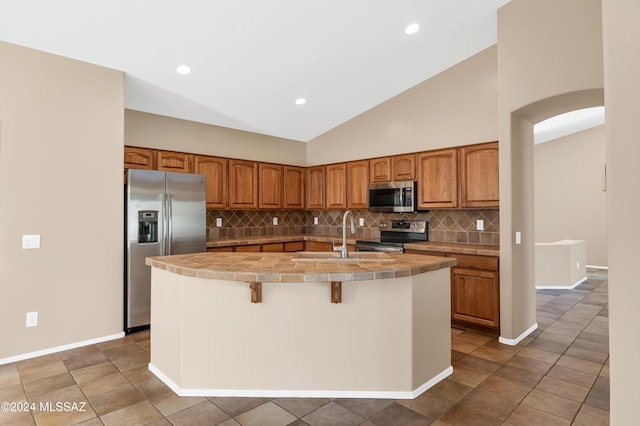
291,251 -> 395,262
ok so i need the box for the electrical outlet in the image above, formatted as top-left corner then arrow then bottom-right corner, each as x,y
515,231 -> 522,245
26,311 -> 38,327
359,218 -> 365,227
216,218 -> 222,227
273,217 -> 278,225
476,220 -> 484,231
22,234 -> 40,249
313,217 -> 318,225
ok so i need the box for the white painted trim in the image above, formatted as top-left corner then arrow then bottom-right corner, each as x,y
499,323 -> 538,346
149,363 -> 453,400
587,265 -> 609,270
0,332 -> 125,365
536,276 -> 587,290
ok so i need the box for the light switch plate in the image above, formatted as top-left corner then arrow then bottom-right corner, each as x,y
359,218 -> 365,227
476,220 -> 484,231
515,231 -> 522,245
313,217 -> 319,225
216,218 -> 222,227
273,217 -> 278,225
22,234 -> 40,249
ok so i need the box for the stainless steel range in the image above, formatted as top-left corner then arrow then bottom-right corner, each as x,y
355,219 -> 427,253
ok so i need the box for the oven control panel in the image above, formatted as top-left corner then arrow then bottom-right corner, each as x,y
378,219 -> 427,233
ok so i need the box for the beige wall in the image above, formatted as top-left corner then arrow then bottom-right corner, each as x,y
602,0 -> 640,422
497,0 -> 604,341
306,46 -> 498,165
0,42 -> 124,359
125,110 -> 307,166
534,125 -> 607,267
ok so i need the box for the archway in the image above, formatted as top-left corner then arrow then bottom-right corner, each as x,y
499,88 -> 604,344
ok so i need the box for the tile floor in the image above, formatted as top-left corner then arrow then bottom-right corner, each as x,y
0,269 -> 609,425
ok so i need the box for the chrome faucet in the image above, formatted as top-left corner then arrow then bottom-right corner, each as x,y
333,210 -> 356,259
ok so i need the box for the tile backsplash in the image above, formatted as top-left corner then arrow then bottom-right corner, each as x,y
207,209 -> 499,245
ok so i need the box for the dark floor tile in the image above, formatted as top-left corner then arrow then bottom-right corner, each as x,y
458,389 -> 518,420
506,404 -> 571,425
570,338 -> 609,354
62,350 -> 109,371
426,378 -> 473,402
573,404 -> 610,425
522,389 -> 581,420
546,365 -> 597,388
333,398 -> 393,419
274,398 -> 331,418
100,400 -> 163,426
584,389 -> 610,411
456,355 -> 501,374
439,403 -> 502,426
476,375 -> 531,403
525,338 -> 569,354
534,376 -> 589,402
556,355 -> 603,375
302,401 -> 365,426
564,346 -> 609,364
367,402 -> 434,426
492,365 -> 544,388
88,384 -> 146,416
397,392 -> 455,418
166,401 -> 229,426
22,371 -> 76,398
209,397 -> 271,417
592,375 -> 609,393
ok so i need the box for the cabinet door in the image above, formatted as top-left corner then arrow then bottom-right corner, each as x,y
304,241 -> 333,252
326,163 -> 347,209
305,166 -> 325,209
124,146 -> 155,170
392,153 -> 416,181
369,157 -> 391,183
459,142 -> 499,208
259,163 -> 283,209
283,166 -> 305,209
194,155 -> 228,209
416,149 -> 458,209
347,160 -> 369,209
262,243 -> 284,252
157,150 -> 192,173
235,244 -> 261,252
451,267 -> 499,329
229,160 -> 259,209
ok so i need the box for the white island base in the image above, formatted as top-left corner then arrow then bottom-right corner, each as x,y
148,267 -> 452,399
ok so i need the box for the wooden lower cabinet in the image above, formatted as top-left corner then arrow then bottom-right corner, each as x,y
284,241 -> 305,252
207,246 -> 233,252
304,241 -> 333,252
262,243 -> 284,252
235,244 -> 261,252
451,267 -> 500,330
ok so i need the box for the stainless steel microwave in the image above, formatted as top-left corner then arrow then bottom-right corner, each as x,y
368,180 -> 417,213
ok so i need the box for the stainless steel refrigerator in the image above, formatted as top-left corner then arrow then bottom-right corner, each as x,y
125,169 -> 206,333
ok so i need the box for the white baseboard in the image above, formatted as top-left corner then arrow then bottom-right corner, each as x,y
499,323 -> 538,346
149,363 -> 453,400
0,332 -> 125,365
536,276 -> 587,290
587,265 -> 609,270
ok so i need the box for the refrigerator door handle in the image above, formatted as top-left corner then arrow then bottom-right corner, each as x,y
166,193 -> 173,255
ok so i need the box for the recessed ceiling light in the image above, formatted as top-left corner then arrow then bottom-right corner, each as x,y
176,65 -> 191,75
405,23 -> 420,35
295,98 -> 307,105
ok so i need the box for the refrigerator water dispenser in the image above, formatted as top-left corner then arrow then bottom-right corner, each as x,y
138,210 -> 158,243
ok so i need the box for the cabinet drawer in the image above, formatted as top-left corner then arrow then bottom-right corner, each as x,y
235,244 -> 261,252
305,241 -> 333,252
284,241 -> 305,252
262,243 -> 284,252
207,246 -> 233,252
449,254 -> 498,271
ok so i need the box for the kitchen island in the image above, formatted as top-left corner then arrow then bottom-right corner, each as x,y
145,251 -> 456,399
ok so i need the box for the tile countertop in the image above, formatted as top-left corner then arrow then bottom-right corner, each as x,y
207,235 -> 500,257
145,252 -> 457,283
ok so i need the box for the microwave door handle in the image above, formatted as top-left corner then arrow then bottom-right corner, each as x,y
399,188 -> 404,207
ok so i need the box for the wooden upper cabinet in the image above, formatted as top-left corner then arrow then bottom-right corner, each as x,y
392,153 -> 416,181
305,166 -> 325,209
259,163 -> 283,209
229,159 -> 259,209
369,157 -> 392,183
326,163 -> 347,209
417,149 -> 458,209
459,142 -> 499,208
193,155 -> 228,209
283,166 -> 305,209
347,160 -> 369,209
156,150 -> 192,173
124,146 -> 155,170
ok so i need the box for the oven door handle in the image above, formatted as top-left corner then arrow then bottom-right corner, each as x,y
356,245 -> 403,253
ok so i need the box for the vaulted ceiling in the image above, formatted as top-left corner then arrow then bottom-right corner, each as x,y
0,1 -> 510,142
